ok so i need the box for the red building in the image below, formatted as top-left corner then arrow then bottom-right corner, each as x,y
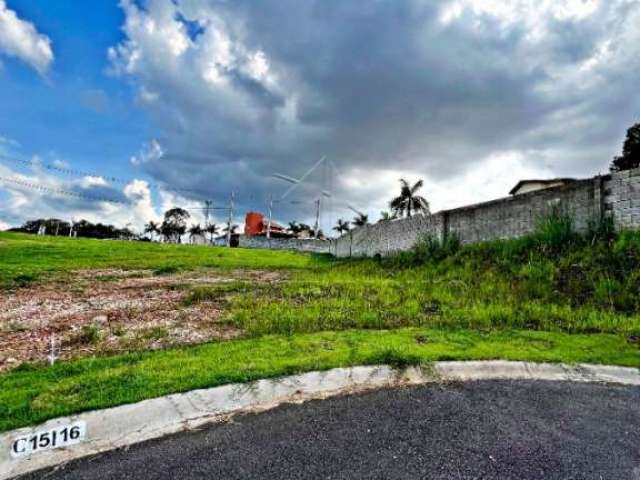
244,212 -> 289,237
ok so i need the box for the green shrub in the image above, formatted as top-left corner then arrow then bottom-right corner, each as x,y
532,206 -> 579,252
386,233 -> 461,267
586,215 -> 616,245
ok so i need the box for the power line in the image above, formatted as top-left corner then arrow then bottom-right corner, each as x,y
0,154 -> 215,197
0,176 -> 132,205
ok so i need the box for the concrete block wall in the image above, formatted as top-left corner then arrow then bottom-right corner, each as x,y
446,179 -> 599,244
333,167 -> 640,258
331,213 -> 444,258
238,235 -> 332,254
604,167 -> 640,229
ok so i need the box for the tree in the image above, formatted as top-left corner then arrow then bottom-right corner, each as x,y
223,223 -> 239,234
161,207 -> 190,243
13,218 -> 133,240
378,210 -> 396,223
144,221 -> 160,241
333,218 -> 350,235
611,122 -> 640,172
188,224 -> 203,243
287,221 -> 301,234
205,223 -> 219,244
389,179 -> 430,218
352,213 -> 369,227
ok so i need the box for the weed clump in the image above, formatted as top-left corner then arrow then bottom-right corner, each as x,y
365,348 -> 423,369
182,281 -> 265,306
76,324 -> 101,344
153,265 -> 180,275
12,273 -> 37,287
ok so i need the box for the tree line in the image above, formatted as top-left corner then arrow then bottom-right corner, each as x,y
144,208 -> 238,244
9,218 -> 136,240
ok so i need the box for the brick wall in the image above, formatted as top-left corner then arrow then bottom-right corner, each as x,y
333,167 -> 640,258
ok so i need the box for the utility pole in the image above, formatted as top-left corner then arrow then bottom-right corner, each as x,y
227,191 -> 235,247
203,200 -> 212,229
55,221 -> 60,236
204,200 -> 213,245
266,194 -> 273,239
314,198 -> 321,239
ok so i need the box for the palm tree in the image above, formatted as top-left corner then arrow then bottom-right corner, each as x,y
352,213 -> 369,227
188,224 -> 203,244
205,223 -> 219,244
389,179 -> 430,218
144,220 -> 160,241
333,218 -> 350,235
223,223 -> 239,234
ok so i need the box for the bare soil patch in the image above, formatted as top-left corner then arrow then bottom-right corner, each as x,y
0,269 -> 279,371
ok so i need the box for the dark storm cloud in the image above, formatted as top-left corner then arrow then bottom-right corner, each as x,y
110,0 -> 640,224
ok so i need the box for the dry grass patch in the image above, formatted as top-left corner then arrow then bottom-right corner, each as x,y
0,269 -> 286,370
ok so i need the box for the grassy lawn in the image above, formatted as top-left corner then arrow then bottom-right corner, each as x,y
0,232 -> 330,288
1,222 -> 639,432
1,328 -> 638,432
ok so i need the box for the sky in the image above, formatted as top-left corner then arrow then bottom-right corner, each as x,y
1,0 -> 639,235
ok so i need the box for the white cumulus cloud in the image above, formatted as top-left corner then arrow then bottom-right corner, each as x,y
0,0 -> 53,74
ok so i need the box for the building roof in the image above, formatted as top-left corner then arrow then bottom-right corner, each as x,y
509,178 -> 577,195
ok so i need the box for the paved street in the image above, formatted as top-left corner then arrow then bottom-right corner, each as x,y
22,380 -> 640,479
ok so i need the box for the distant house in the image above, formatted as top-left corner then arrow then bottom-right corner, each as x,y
244,212 -> 291,238
509,178 -> 577,196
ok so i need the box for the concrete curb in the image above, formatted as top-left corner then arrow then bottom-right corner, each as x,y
2,360 -> 639,479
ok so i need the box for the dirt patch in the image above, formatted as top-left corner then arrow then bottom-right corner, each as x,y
0,269 -> 282,371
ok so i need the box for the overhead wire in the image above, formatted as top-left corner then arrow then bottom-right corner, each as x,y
0,176 -> 133,205
0,154 -> 223,197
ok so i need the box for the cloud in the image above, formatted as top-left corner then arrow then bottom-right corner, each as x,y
0,155 -> 223,233
0,160 -> 164,232
99,0 -> 638,231
0,0 -> 53,74
130,139 -> 164,166
0,135 -> 19,149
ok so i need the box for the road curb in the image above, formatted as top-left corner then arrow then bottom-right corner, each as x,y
2,360 -> 639,479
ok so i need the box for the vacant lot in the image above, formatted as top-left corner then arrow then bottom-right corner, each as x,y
0,226 -> 639,431
0,232 -> 314,371
0,269 -> 262,370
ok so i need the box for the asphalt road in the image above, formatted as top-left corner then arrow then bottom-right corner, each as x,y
22,380 -> 640,480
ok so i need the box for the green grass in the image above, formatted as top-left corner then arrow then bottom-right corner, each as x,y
224,227 -> 640,337
1,328 -> 638,432
1,225 -> 639,432
0,232 -> 331,287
